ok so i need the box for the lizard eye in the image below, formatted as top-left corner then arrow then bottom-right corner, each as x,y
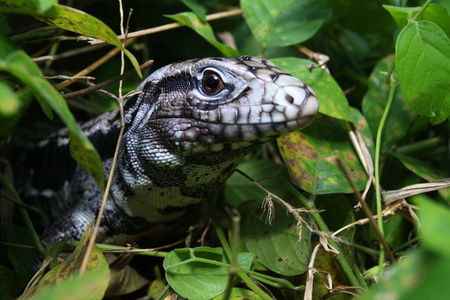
202,70 -> 224,95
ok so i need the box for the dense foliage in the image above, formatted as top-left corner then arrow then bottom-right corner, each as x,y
0,0 -> 449,299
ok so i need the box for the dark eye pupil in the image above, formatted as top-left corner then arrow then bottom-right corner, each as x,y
206,75 -> 219,89
202,70 -> 224,94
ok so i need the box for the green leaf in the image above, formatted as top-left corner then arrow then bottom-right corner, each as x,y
241,0 -> 331,47
361,248 -> 450,300
393,153 -> 450,202
384,4 -> 450,37
224,160 -> 293,209
0,265 -> 17,300
241,203 -> 312,276
416,198 -> 450,257
163,247 -> 254,300
0,80 -> 21,117
166,12 -> 240,57
27,271 -> 110,300
278,110 -> 370,194
362,55 -> 416,152
22,222 -> 110,299
271,57 -> 354,122
179,0 -> 206,22
0,1 -> 142,78
214,288 -> 262,299
395,20 -> 450,124
0,49 -> 105,190
6,226 -> 34,292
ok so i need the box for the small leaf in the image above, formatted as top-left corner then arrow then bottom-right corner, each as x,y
384,4 -> 450,37
396,20 -> 450,124
22,222 -> 110,299
279,110 -> 370,194
0,80 -> 21,117
166,12 -> 240,57
179,0 -> 206,22
148,279 -> 168,299
271,57 -> 354,122
362,55 -> 416,152
105,264 -> 149,297
241,0 -> 331,47
0,1 -> 142,78
393,153 -> 450,202
163,247 -> 253,300
241,203 -> 312,276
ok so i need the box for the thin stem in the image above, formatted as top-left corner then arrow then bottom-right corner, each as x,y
412,0 -> 433,21
374,81 -> 398,274
0,174 -> 46,256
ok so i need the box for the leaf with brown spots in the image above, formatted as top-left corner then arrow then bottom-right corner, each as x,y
21,221 -> 110,300
278,109 -> 372,194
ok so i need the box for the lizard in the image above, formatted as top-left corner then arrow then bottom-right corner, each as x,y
20,56 -> 319,246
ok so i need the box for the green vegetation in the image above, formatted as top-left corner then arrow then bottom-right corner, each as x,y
1,0 -> 449,299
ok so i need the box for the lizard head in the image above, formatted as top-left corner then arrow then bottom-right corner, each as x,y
130,56 -> 319,153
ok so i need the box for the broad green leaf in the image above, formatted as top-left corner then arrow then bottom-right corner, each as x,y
384,4 -> 450,37
0,1 -> 142,78
214,288 -> 262,299
396,20 -> 450,124
0,265 -> 17,300
362,55 -> 416,152
179,0 -> 206,22
22,222 -> 110,299
272,57 -> 354,122
166,12 -> 240,57
164,247 -> 254,300
0,80 -> 21,117
0,49 -> 105,190
224,160 -> 293,209
279,110 -> 370,194
416,198 -> 450,257
6,226 -> 34,292
29,271 -> 110,300
241,0 -> 331,47
361,248 -> 450,300
241,203 -> 311,276
393,153 -> 450,202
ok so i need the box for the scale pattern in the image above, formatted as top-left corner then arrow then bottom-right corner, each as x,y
27,56 -> 319,244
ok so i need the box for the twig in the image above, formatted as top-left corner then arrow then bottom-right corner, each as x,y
53,37 -> 136,91
337,159 -> 396,263
89,8 -> 243,45
79,0 -> 130,275
63,59 -> 153,99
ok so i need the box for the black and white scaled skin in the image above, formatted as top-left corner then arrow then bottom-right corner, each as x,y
22,56 -> 319,245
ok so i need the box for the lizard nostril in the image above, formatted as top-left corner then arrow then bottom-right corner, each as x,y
285,94 -> 294,104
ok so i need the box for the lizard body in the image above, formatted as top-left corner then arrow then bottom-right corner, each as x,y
22,56 -> 319,244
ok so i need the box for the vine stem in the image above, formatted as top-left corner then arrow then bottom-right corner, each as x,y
215,224 -> 273,300
374,81 -> 398,275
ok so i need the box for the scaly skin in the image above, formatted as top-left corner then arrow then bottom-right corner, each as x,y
25,56 -> 319,245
